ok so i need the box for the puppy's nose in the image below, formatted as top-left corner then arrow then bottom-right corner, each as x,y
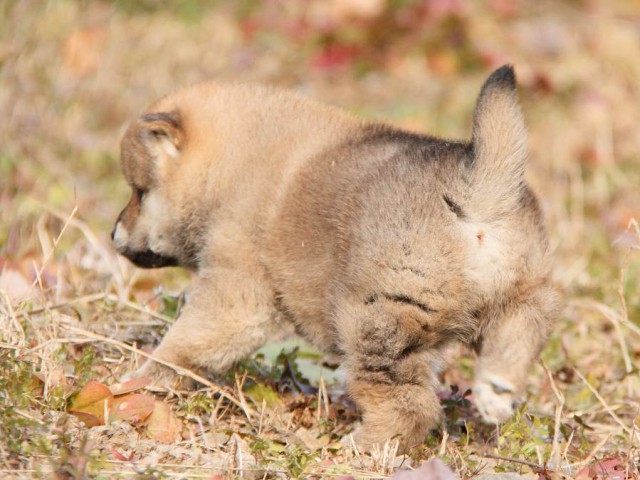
110,226 -> 116,242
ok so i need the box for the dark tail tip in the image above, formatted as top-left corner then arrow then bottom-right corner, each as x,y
484,64 -> 517,91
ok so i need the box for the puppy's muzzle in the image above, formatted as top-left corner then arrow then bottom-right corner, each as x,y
120,248 -> 179,269
111,221 -> 178,269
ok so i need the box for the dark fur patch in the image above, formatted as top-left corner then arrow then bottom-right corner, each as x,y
139,110 -> 185,148
364,293 -> 378,305
384,293 -> 437,314
484,64 -> 516,91
122,248 -> 179,269
141,111 -> 183,132
442,194 -> 464,218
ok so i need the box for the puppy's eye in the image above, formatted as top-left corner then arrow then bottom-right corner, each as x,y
135,188 -> 146,203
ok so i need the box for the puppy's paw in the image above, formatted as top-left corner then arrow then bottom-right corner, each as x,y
122,359 -> 195,391
341,427 -> 399,454
473,376 -> 517,424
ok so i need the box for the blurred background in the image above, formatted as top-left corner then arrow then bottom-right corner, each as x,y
1,0 -> 640,473
2,0 -> 640,274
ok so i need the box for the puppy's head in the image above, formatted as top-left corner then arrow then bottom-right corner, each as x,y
112,109 -> 201,270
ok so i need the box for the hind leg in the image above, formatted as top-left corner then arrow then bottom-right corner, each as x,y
335,300 -> 443,450
345,357 -> 442,451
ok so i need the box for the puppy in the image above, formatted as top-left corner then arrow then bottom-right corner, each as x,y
112,65 -> 559,449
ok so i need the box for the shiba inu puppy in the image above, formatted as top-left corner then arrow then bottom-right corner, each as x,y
112,65 -> 559,449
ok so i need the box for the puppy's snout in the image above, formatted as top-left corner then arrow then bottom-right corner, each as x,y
111,221 -> 129,247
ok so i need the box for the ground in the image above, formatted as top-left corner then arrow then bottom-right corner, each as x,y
1,0 -> 640,478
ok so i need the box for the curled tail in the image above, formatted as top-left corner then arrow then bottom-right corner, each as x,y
468,65 -> 528,218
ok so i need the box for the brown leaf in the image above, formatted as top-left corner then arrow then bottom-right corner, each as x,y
110,393 -> 155,424
111,449 -> 135,462
391,458 -> 459,479
145,400 -> 182,443
576,456 -> 628,480
0,268 -> 35,302
68,411 -> 103,428
69,381 -> 113,426
109,377 -> 151,396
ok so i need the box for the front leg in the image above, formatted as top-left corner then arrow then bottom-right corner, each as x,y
132,267 -> 287,388
473,286 -> 558,424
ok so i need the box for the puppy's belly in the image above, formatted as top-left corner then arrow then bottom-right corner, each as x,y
275,290 -> 337,353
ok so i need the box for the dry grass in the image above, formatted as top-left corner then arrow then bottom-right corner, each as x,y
1,0 -> 640,478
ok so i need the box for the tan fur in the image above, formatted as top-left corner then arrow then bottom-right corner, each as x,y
112,66 -> 559,451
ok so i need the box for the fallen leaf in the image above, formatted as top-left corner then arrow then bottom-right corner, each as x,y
111,449 -> 135,462
69,381 -> 113,426
146,400 -> 182,443
110,393 -> 155,424
0,268 -> 35,302
109,377 -> 151,396
69,411 -> 102,428
391,458 -> 459,479
576,456 -> 628,480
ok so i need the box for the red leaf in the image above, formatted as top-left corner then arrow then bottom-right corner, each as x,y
111,449 -> 135,462
69,411 -> 103,428
391,458 -> 459,479
109,377 -> 151,396
69,381 -> 113,426
576,457 -> 628,480
145,401 -> 182,443
110,393 -> 155,424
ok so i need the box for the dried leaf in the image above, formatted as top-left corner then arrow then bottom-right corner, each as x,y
69,411 -> 102,428
576,456 -> 628,480
111,449 -> 135,462
0,268 -> 35,302
391,458 -> 459,479
110,393 -> 155,424
146,400 -> 182,443
109,377 -> 151,396
69,381 -> 113,426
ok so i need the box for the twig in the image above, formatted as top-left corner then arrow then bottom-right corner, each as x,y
38,201 -> 126,291
439,427 -> 449,457
24,292 -> 175,325
233,372 -> 255,424
573,368 -> 633,437
24,292 -> 107,316
541,360 -> 566,469
0,290 -> 25,346
615,229 -> 637,399
569,433 -> 611,468
569,298 -> 640,337
103,293 -> 175,324
31,202 -> 78,287
484,453 -> 544,470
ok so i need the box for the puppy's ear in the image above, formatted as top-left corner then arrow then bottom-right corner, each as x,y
139,111 -> 184,159
470,65 -> 527,215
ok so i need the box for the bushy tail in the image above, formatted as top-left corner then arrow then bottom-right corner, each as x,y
468,65 -> 528,218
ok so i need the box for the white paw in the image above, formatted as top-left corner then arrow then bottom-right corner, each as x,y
473,376 -> 517,424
